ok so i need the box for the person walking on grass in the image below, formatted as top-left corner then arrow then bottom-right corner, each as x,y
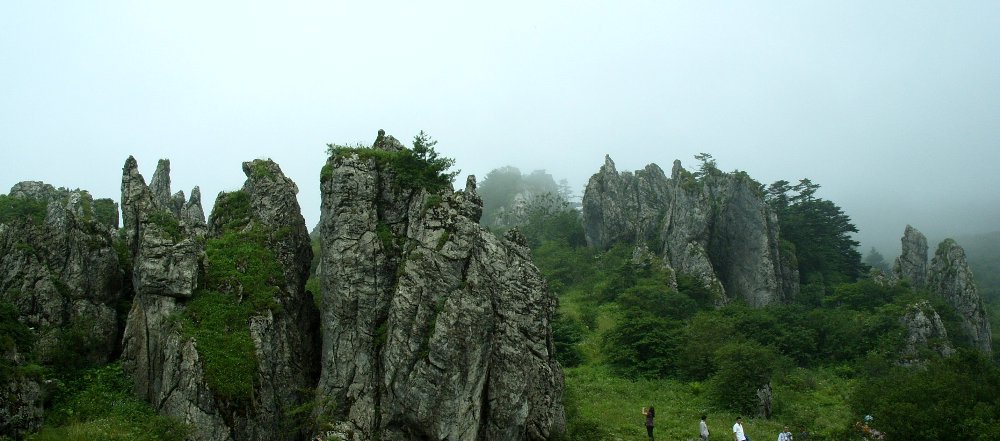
700,414 -> 710,440
733,416 -> 747,441
777,425 -> 793,441
642,405 -> 655,441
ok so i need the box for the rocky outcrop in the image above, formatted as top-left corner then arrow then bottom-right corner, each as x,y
0,181 -> 123,437
316,132 -> 565,441
582,156 -> 670,251
927,239 -> 992,353
899,301 -> 955,362
892,225 -> 928,289
582,157 -> 797,306
121,157 -> 320,441
120,156 -> 227,440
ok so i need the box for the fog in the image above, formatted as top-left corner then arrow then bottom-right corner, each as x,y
2,1 -> 999,258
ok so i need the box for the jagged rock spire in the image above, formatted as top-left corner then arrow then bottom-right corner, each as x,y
928,238 -> 993,353
893,225 -> 928,289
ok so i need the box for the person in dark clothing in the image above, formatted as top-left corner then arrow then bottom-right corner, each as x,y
643,405 -> 656,440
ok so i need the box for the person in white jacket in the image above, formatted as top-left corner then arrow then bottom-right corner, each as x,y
700,414 -> 710,440
777,426 -> 793,441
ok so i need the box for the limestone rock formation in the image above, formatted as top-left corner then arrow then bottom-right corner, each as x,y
892,225 -> 928,289
121,157 -> 320,441
0,181 -> 123,437
316,132 -> 565,441
900,301 -> 955,362
582,156 -> 670,251
927,239 -> 992,353
582,157 -> 797,306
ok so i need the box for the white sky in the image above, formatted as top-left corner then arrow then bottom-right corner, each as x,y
2,1 -> 999,256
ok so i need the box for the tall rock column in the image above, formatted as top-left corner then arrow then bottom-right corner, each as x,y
892,225 -> 928,289
120,156 -> 231,441
121,157 -> 320,440
927,239 -> 992,353
317,132 -> 565,441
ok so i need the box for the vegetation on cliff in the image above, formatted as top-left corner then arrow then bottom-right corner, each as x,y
324,130 -> 458,193
178,190 -> 284,405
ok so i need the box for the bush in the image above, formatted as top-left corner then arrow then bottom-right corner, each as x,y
31,363 -> 190,441
326,131 -> 458,193
179,227 -> 283,405
850,350 -> 1000,440
709,341 -> 780,415
0,194 -> 47,225
603,312 -> 683,379
552,312 -> 586,367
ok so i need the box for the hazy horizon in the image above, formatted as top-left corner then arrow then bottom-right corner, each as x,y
3,1 -> 999,259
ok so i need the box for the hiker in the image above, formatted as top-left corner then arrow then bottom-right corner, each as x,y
642,405 -> 655,441
700,414 -> 710,440
733,416 -> 747,441
778,425 -> 793,441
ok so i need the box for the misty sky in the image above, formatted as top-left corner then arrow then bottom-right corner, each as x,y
2,1 -> 999,257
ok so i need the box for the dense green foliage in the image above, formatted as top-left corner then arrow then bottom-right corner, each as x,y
179,226 -> 283,405
767,179 -> 864,290
28,363 -> 189,441
178,193 -> 284,405
0,301 -> 35,386
483,165 -> 1000,440
92,198 -> 118,228
326,131 -> 458,193
0,194 -> 47,225
851,350 -> 1000,439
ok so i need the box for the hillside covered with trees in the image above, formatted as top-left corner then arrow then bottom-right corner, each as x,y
478,158 -> 1000,440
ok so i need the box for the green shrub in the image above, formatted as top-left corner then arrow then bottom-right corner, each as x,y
146,210 -> 182,242
211,191 -> 251,231
92,199 -> 118,228
0,194 -> 47,225
709,341 -> 780,416
179,227 -> 283,405
552,312 -> 586,367
326,131 -> 458,193
31,363 -> 189,441
850,350 -> 1000,440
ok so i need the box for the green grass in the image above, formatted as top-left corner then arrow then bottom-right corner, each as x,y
27,363 -> 189,441
557,276 -> 854,440
178,227 -> 283,405
564,364 -> 852,441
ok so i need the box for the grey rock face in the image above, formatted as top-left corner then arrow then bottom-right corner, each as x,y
927,239 -> 992,353
900,301 -> 955,362
120,156 -> 229,441
0,181 -> 124,437
182,186 -> 207,235
121,157 -> 201,299
121,157 -> 320,441
317,133 -> 565,441
582,157 -> 796,306
582,156 -> 670,250
229,159 -> 321,441
892,225 -> 928,289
